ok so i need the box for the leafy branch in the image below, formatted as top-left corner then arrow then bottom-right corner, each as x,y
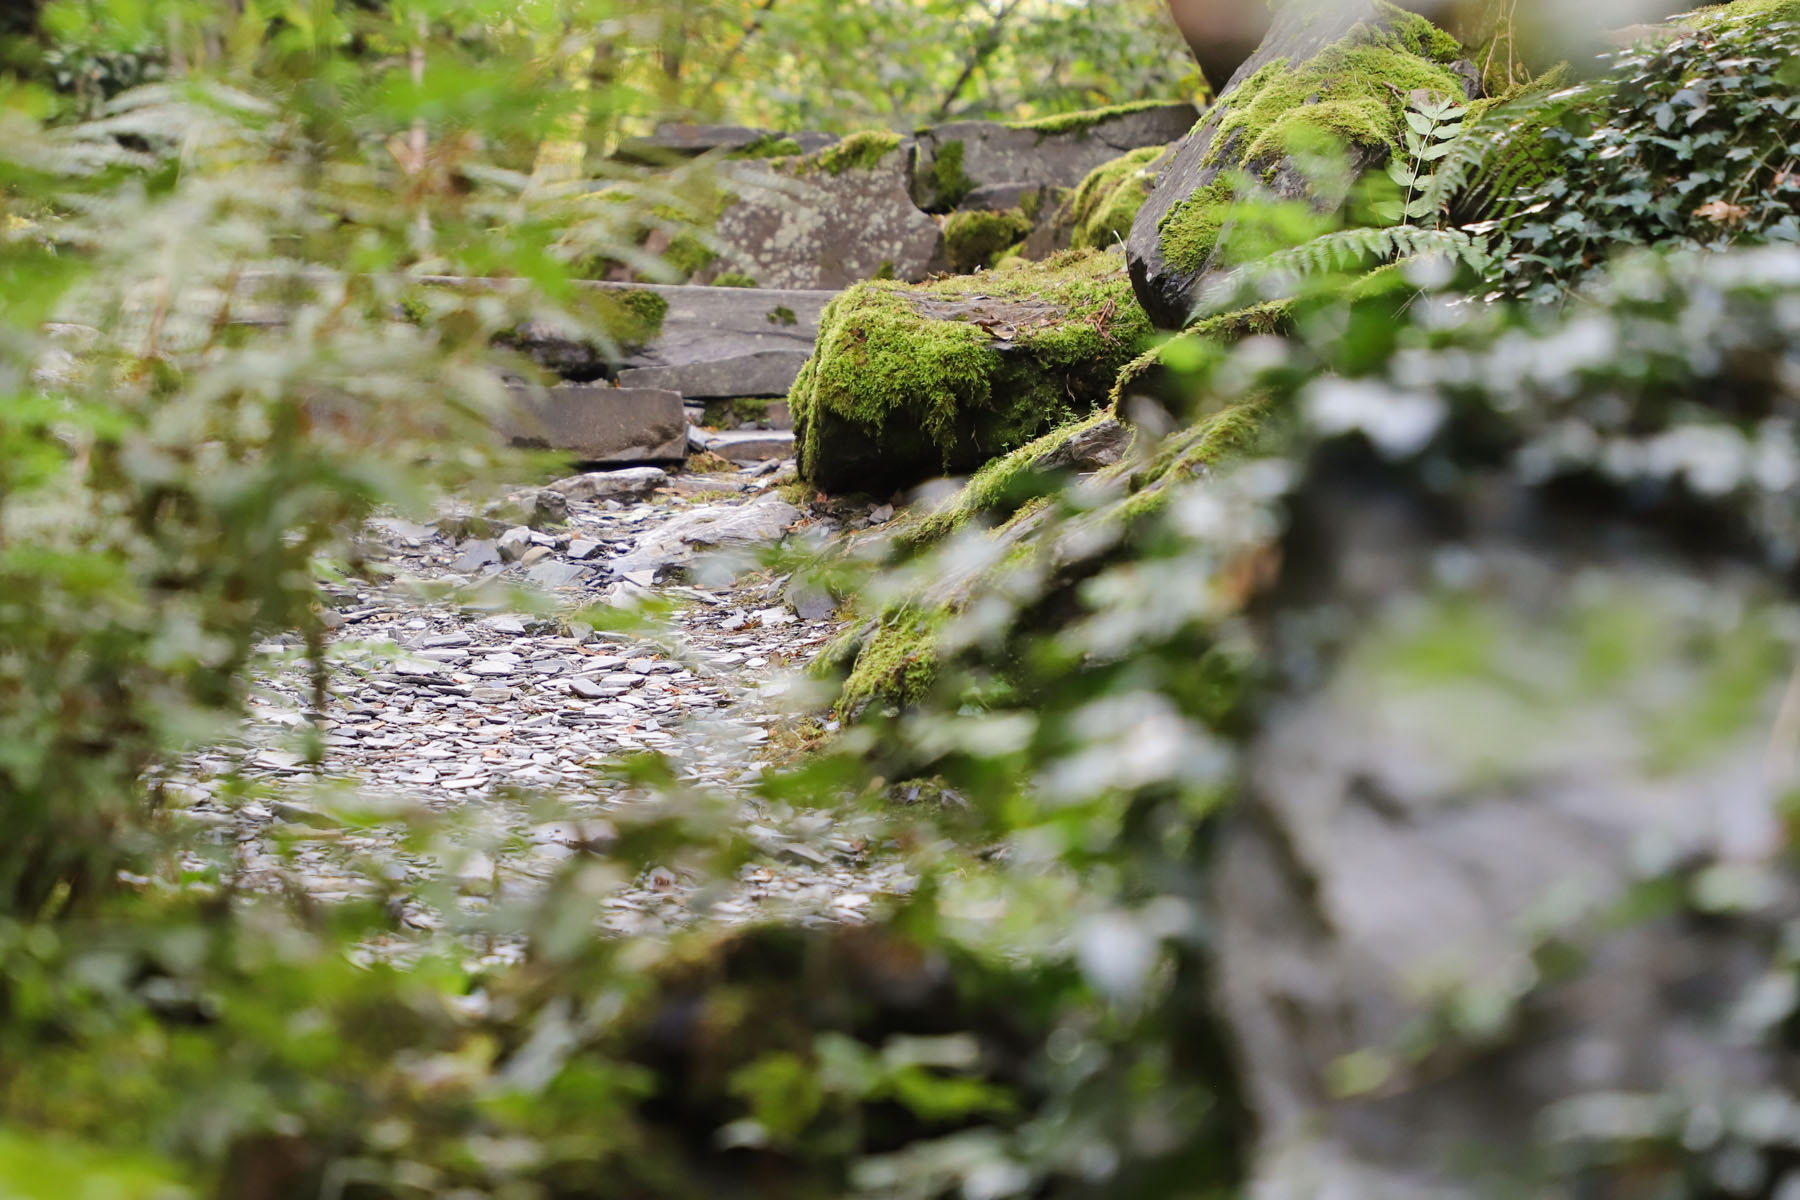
1382,91 -> 1465,227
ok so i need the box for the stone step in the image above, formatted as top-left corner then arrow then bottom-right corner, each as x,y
500,385 -> 687,464
491,279 -> 834,396
698,428 -> 796,463
618,349 -> 811,399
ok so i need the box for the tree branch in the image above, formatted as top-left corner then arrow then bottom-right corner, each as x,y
930,0 -> 1025,124
699,0 -> 782,99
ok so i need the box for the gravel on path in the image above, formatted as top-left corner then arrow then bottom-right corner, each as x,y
164,460 -> 912,958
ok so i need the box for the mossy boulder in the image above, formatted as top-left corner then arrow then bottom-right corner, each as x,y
1057,145 -> 1168,252
1127,0 -> 1472,327
826,392 -> 1268,718
790,250 -> 1152,495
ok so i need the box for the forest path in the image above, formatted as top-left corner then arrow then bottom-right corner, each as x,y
164,460 -> 909,960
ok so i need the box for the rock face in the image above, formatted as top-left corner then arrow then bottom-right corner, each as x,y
506,280 -> 834,396
616,123 -> 835,162
791,251 -> 1151,494
707,134 -> 948,290
618,349 -> 811,399
1127,1 -> 1470,327
501,385 -> 688,463
1217,452 -> 1794,1200
909,102 -> 1199,212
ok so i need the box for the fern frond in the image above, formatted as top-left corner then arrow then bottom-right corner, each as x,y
1200,226 -> 1493,316
1423,79 -> 1586,221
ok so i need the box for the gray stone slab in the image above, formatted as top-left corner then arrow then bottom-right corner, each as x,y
544,466 -> 669,501
910,102 -> 1197,211
706,144 -> 947,289
708,429 -> 795,463
500,385 -> 688,463
618,349 -> 811,398
611,496 -> 799,579
524,560 -> 593,590
616,123 -> 774,161
493,280 -> 835,382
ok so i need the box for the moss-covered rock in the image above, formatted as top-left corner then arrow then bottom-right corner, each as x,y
944,209 -> 1034,272
909,103 -> 1198,212
1109,301 -> 1291,410
827,393 -> 1269,716
1126,0 -> 1471,327
899,408 -> 1131,545
837,605 -> 948,717
809,130 -> 904,176
790,250 -> 1152,494
1004,98 -> 1196,137
728,134 -> 803,159
1058,145 -> 1166,252
1685,0 -> 1800,25
1200,28 -> 1465,171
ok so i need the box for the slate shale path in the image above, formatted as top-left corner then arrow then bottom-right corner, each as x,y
164,460 -> 907,960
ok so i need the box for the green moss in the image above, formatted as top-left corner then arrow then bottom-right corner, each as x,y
1206,14 -> 1466,169
1380,2 -> 1464,61
811,131 -> 903,175
1117,399 -> 1270,522
1109,302 -> 1289,408
617,287 -> 668,334
1005,98 -> 1180,136
932,140 -> 973,209
1018,186 -> 1047,223
873,261 -> 897,281
1139,400 -> 1266,488
903,409 -> 1123,547
1190,299 -> 1291,340
597,287 -> 669,351
838,606 -> 948,716
1157,180 -> 1235,273
1153,9 -> 1465,274
1062,146 -> 1164,251
713,271 -> 758,288
767,305 -> 798,327
790,250 -> 1153,492
701,397 -> 776,428
731,135 -> 803,159
1682,0 -> 1800,28
666,232 -> 716,278
944,209 -> 1033,273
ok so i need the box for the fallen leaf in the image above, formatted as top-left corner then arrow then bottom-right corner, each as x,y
1694,199 -> 1751,224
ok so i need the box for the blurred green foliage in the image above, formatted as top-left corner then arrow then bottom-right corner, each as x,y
6,1 -> 1800,1198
